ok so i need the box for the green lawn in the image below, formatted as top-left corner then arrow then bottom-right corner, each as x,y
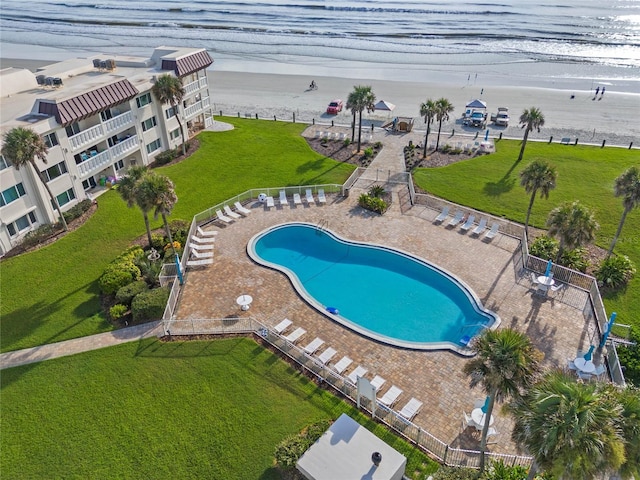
0,118 -> 354,352
1,337 -> 437,480
414,140 -> 640,329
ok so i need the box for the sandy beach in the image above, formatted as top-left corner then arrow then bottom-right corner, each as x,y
2,51 -> 638,147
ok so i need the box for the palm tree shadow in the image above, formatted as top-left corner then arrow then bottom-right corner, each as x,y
483,175 -> 515,197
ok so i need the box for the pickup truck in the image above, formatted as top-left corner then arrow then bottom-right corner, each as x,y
463,111 -> 487,128
492,107 -> 509,126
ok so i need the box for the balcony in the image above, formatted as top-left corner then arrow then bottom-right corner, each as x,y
183,100 -> 202,119
199,77 -> 208,89
77,150 -> 111,178
184,79 -> 200,95
110,135 -> 138,160
69,124 -> 104,151
202,96 -> 210,109
103,111 -> 134,135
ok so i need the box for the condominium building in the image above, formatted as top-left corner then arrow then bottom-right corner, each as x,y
0,46 -> 214,255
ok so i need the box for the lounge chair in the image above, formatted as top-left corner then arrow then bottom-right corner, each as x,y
550,283 -> 564,293
305,188 -> 315,204
398,397 -> 423,421
284,327 -> 306,344
316,347 -> 337,365
347,365 -> 368,385
188,242 -> 214,251
191,249 -> 213,259
317,188 -> 327,204
460,214 -> 475,231
472,218 -> 487,236
448,210 -> 464,227
265,196 -> 275,208
187,258 -> 213,268
278,190 -> 288,206
234,201 -> 251,216
223,205 -> 242,219
463,411 -> 480,430
379,385 -> 402,407
273,318 -> 292,334
303,337 -> 325,355
215,209 -> 233,224
434,206 -> 449,223
484,222 -> 499,239
370,375 -> 386,391
191,235 -> 216,244
293,193 -> 302,205
332,356 -> 353,374
197,226 -> 217,237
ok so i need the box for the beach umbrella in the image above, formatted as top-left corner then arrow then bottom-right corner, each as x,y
484,129 -> 489,141
481,396 -> 490,413
599,312 -> 617,348
544,259 -> 553,277
583,345 -> 595,361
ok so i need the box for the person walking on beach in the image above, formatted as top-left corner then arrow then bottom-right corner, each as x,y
601,86 -> 605,97
595,86 -> 600,96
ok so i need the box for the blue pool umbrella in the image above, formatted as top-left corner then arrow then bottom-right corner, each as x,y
584,345 -> 595,361
544,259 -> 553,277
481,396 -> 490,413
484,129 -> 490,141
599,312 -> 617,348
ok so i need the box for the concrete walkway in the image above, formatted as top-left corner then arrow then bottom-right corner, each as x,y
0,321 -> 163,369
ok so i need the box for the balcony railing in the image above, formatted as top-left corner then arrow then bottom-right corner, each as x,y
69,124 -> 104,151
77,150 -> 111,177
199,77 -> 208,89
184,79 -> 200,95
104,111 -> 134,134
183,101 -> 202,119
109,135 -> 138,160
202,96 -> 210,109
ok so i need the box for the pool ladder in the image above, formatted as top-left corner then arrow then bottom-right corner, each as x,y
316,218 -> 328,233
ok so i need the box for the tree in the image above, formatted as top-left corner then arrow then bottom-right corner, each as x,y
136,173 -> 179,260
463,328 -> 542,474
608,166 -> 640,257
547,200 -> 599,262
1,127 -> 68,231
346,85 -> 376,152
419,99 -> 437,158
517,107 -> 545,162
152,73 -> 187,155
117,165 -> 153,247
434,98 -> 454,151
519,160 -> 557,237
509,370 -> 629,480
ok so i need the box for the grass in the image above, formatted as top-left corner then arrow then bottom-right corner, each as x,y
0,118 -> 355,352
0,337 -> 438,480
413,140 -> 640,330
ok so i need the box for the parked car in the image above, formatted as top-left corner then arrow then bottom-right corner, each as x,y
326,99 -> 343,114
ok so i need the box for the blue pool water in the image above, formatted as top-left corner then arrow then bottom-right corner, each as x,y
248,223 -> 498,351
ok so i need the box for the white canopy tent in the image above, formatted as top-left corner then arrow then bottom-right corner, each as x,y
374,100 -> 396,112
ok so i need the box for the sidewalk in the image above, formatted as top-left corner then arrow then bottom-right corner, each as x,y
0,321 -> 163,370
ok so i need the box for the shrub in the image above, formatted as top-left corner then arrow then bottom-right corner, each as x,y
115,280 -> 149,306
62,199 -> 92,223
343,138 -> 351,146
274,420 -> 331,470
154,148 -> 176,165
169,219 -> 189,246
529,235 -> 558,260
99,268 -> 137,295
432,466 -> 477,480
441,144 -> 452,153
559,247 -> 589,272
483,460 -> 529,479
358,193 -> 388,214
109,304 -> 128,320
131,287 -> 170,322
373,141 -> 383,149
368,185 -> 386,198
595,255 -> 636,289
363,147 -> 374,158
19,224 -> 57,249
616,332 -> 640,386
151,233 -> 165,250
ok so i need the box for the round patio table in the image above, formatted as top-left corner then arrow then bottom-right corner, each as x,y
236,294 -> 253,311
574,357 -> 595,373
471,408 -> 494,429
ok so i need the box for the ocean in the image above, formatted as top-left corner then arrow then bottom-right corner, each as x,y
1,0 -> 639,86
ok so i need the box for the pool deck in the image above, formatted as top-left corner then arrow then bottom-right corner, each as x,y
175,125 -> 597,456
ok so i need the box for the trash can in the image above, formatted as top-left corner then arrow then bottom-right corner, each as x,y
343,187 -> 350,198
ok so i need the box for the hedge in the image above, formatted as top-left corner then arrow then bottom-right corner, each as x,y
131,287 -> 170,322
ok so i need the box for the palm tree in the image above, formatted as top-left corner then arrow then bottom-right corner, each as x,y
509,370 -> 627,480
463,328 -> 542,473
519,160 -> 557,237
434,98 -> 454,151
547,200 -> 599,262
346,85 -> 376,152
117,165 -> 153,247
517,107 -> 545,162
152,74 -> 187,155
419,99 -> 437,158
1,127 -> 68,231
608,166 -> 640,257
615,383 -> 640,480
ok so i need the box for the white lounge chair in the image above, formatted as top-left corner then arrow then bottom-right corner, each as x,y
332,356 -> 352,374
191,249 -> 213,259
317,347 -> 337,365
484,222 -> 499,239
448,210 -> 464,227
187,258 -> 213,268
472,218 -> 487,236
370,375 -> 386,391
223,205 -> 241,219
317,188 -> 327,204
197,226 -> 217,237
278,190 -> 288,206
215,209 -> 233,224
293,193 -> 302,205
303,337 -> 324,355
550,282 -> 564,293
305,188 -> 315,204
460,214 -> 475,231
379,385 -> 402,407
188,242 -> 214,251
284,327 -> 306,344
273,318 -> 292,334
347,365 -> 368,385
234,201 -> 251,216
398,398 -> 423,421
434,206 -> 449,223
191,235 -> 215,244
463,411 -> 480,430
265,196 -> 275,208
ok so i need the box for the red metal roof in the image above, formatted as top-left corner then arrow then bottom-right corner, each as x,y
161,50 -> 213,77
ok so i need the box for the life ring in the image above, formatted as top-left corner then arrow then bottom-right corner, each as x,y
326,306 -> 339,315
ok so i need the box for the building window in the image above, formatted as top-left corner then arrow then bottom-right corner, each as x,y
136,93 -> 152,108
6,211 -> 38,237
165,106 -> 177,119
82,177 -> 97,191
43,132 -> 59,148
43,161 -> 68,182
54,188 -> 76,208
141,116 -> 158,132
0,155 -> 10,170
145,139 -> 162,154
170,128 -> 181,140
0,183 -> 26,207
114,159 -> 125,171
65,123 -> 81,137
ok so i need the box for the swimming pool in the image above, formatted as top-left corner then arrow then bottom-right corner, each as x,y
247,223 -> 499,352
